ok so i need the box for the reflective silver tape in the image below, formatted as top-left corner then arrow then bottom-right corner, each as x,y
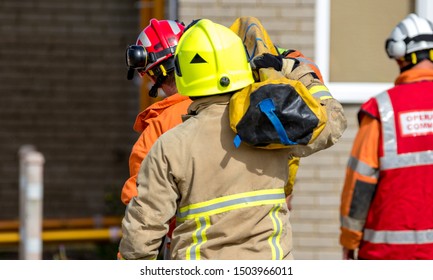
340,215 -> 365,231
347,156 -> 379,179
364,228 -> 433,244
296,57 -> 320,70
381,150 -> 433,169
309,85 -> 333,99
376,91 -> 433,170
376,92 -> 397,154
312,90 -> 333,99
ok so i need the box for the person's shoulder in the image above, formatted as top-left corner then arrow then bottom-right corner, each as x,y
147,116 -> 196,158
160,112 -> 196,138
358,96 -> 380,123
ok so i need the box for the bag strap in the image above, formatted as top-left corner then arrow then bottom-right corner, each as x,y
258,98 -> 297,145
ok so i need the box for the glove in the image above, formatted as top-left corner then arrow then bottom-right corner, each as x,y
250,53 -> 283,71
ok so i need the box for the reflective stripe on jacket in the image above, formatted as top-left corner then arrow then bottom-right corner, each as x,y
177,189 -> 287,260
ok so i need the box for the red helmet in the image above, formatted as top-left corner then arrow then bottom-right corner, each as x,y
126,19 -> 185,81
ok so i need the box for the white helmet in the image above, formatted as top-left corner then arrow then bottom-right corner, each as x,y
385,13 -> 433,60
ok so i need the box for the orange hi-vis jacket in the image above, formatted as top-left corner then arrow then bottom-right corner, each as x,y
121,93 -> 192,205
340,68 -> 433,259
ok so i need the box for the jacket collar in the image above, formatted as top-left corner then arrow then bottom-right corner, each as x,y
187,94 -> 232,115
395,68 -> 433,85
133,93 -> 189,132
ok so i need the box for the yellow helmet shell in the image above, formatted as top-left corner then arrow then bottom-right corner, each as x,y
174,19 -> 254,97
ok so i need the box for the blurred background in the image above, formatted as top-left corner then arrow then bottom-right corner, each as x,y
0,0 -> 428,259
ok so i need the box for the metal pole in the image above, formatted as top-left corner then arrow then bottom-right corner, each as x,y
19,147 -> 45,260
165,0 -> 178,20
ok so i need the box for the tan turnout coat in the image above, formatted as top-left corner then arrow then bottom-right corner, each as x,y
119,94 -> 294,260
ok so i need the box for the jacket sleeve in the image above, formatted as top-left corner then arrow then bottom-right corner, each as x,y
121,117 -> 165,205
340,115 -> 380,249
279,53 -> 347,157
121,97 -> 191,205
119,139 -> 180,259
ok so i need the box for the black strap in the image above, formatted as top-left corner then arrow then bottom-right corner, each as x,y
404,34 -> 433,44
127,68 -> 135,80
184,19 -> 202,33
401,49 -> 433,72
149,74 -> 168,98
152,46 -> 176,61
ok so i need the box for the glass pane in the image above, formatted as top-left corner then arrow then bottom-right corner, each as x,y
330,0 -> 414,82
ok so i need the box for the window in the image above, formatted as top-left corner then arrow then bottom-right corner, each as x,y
315,0 -> 433,103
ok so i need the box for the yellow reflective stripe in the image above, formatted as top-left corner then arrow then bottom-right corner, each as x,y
186,216 -> 210,260
268,204 -> 284,260
309,85 -> 333,100
177,189 -> 286,222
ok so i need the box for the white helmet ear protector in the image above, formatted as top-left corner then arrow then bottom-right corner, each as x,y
385,38 -> 407,59
385,13 -> 433,60
386,35 -> 433,59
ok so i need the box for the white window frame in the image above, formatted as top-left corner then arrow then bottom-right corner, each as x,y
315,0 -> 433,103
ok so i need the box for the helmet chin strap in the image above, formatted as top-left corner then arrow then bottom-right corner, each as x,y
149,74 -> 168,97
127,68 -> 135,80
148,58 -> 175,97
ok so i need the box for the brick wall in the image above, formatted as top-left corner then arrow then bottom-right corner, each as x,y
179,0 -> 359,260
0,0 -> 141,220
178,0 -> 317,57
291,104 -> 358,259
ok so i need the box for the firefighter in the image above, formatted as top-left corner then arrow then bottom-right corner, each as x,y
119,19 -> 294,260
340,13 -> 433,260
122,18 -> 192,259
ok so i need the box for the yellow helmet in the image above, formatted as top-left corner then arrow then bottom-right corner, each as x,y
174,19 -> 254,97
